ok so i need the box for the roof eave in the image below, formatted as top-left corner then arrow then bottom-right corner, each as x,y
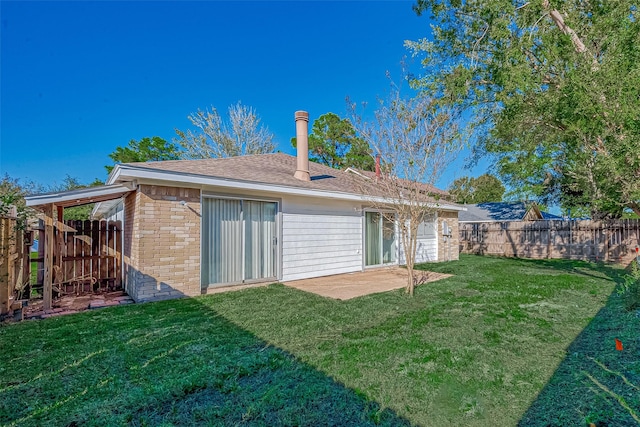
25,184 -> 135,208
106,164 -> 466,211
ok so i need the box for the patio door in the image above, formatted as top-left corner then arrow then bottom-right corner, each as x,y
365,212 -> 396,267
202,198 -> 277,287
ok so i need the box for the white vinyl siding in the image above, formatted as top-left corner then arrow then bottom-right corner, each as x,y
398,215 -> 439,264
281,197 -> 363,281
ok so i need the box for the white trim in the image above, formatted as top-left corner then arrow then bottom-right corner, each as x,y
25,184 -> 134,207
107,164 -> 466,211
92,196 -> 126,219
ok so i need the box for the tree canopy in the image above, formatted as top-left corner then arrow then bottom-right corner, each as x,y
106,136 -> 182,173
408,0 -> 640,218
0,175 -> 43,229
50,176 -> 105,221
291,112 -> 375,171
175,102 -> 276,159
448,174 -> 505,204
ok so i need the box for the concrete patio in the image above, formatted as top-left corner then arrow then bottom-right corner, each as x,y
284,267 -> 452,300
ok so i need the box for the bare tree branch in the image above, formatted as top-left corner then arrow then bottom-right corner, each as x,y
175,102 -> 276,159
349,89 -> 464,295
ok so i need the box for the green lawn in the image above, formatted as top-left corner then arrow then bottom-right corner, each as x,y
1,255 -> 638,426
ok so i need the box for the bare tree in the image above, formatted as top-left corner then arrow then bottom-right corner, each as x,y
349,88 -> 464,295
175,102 -> 276,159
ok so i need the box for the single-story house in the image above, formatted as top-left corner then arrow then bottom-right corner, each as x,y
459,201 -> 562,223
26,111 -> 464,302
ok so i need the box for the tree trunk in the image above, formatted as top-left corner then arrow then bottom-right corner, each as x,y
406,265 -> 415,296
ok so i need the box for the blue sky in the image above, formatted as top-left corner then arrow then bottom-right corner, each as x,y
1,0 -> 488,190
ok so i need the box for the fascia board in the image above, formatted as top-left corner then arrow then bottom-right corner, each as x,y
111,165 -> 466,211
25,184 -> 133,207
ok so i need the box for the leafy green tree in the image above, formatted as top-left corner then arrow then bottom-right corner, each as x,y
448,174 -> 505,204
408,0 -> 640,219
175,102 -> 276,159
291,112 -> 375,171
106,136 -> 181,173
0,175 -> 44,229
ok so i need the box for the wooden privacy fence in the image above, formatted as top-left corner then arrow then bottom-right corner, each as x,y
34,219 -> 122,295
0,214 -> 31,315
459,219 -> 640,265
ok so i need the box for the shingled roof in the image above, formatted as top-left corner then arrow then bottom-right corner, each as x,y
117,153 -> 454,201
458,202 -> 560,222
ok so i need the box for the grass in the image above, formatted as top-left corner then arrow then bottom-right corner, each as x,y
29,251 -> 37,285
1,255 -> 638,426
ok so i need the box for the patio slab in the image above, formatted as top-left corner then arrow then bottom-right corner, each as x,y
284,267 -> 452,300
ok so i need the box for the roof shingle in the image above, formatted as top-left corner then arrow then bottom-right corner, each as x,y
121,153 -> 454,201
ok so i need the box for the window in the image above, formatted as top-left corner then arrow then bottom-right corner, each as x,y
417,214 -> 436,239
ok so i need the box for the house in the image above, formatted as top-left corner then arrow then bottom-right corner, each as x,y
26,111 -> 464,303
459,201 -> 561,223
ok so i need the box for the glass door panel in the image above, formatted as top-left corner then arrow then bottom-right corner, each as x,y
203,198 -> 277,287
244,201 -> 277,281
202,198 -> 242,285
365,212 -> 381,266
382,215 -> 396,263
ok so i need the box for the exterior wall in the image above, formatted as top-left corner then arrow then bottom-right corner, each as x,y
397,218 -> 438,265
124,185 -> 201,302
415,235 -> 438,263
281,196 -> 363,281
120,181 -> 459,301
122,191 -> 138,298
398,233 -> 438,265
438,210 -> 460,261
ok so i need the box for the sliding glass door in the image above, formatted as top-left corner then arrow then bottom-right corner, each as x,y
365,212 -> 382,266
365,212 -> 396,267
202,198 -> 277,287
244,201 -> 276,281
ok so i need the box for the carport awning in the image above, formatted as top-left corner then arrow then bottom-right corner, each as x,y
25,184 -> 134,208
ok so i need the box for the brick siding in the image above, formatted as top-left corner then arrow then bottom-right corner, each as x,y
438,211 -> 460,261
123,185 -> 201,302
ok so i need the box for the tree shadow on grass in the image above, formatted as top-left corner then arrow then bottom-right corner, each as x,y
518,264 -> 640,426
0,297 -> 410,427
512,257 -> 629,285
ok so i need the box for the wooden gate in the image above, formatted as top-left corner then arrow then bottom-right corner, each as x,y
35,220 -> 122,295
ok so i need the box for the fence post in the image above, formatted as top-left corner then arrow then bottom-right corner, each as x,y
547,222 -> 552,259
0,218 -> 10,315
604,222 -> 609,262
502,222 -> 506,256
43,204 -> 55,311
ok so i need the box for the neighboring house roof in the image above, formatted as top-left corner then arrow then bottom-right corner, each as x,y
541,211 -> 563,220
459,201 -> 550,222
105,153 -> 463,211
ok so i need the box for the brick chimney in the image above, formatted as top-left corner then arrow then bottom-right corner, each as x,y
375,154 -> 381,179
294,111 -> 310,181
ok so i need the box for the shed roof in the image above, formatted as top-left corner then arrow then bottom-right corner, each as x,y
25,184 -> 133,208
